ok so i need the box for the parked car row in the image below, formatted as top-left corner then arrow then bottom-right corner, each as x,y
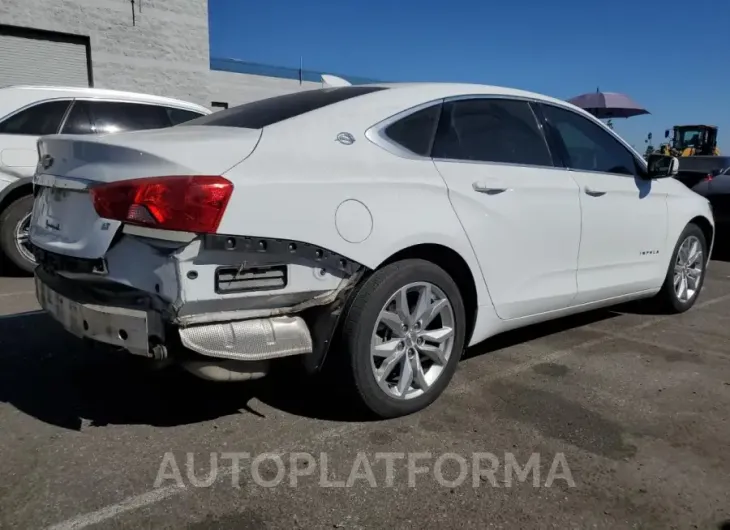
20,83 -> 715,418
0,85 -> 210,272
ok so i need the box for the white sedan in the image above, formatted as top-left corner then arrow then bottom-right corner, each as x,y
29,83 -> 714,418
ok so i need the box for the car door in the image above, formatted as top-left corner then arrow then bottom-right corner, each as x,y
0,100 -> 72,178
539,103 -> 669,304
431,97 -> 582,320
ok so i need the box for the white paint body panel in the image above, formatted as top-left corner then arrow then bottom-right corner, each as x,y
28,82 -> 715,350
570,172 -> 669,304
433,161 -> 581,320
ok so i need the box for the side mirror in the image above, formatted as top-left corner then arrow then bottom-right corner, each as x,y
646,154 -> 679,179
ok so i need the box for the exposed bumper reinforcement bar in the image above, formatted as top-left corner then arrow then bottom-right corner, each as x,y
35,275 -> 159,357
178,316 -> 313,361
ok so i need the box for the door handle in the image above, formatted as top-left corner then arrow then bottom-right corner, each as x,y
472,182 -> 508,195
584,188 -> 606,197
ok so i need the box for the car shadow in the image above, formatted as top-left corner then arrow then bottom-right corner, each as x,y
0,304 -> 632,430
710,223 -> 730,262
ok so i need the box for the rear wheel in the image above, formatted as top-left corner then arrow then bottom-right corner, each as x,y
0,195 -> 36,274
654,223 -> 707,313
341,259 -> 466,418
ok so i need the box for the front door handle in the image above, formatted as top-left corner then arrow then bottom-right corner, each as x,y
585,188 -> 606,197
472,182 -> 508,195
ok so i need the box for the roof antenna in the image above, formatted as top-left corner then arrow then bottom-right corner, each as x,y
130,0 -> 136,25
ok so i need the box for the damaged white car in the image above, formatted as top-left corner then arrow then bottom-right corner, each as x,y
29,84 -> 714,418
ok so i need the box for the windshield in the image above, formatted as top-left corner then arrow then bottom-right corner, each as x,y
674,128 -> 704,149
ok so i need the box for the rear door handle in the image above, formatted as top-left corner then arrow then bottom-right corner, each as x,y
472,182 -> 508,195
584,188 -> 606,197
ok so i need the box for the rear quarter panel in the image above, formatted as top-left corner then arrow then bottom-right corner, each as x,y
216,122 -> 492,310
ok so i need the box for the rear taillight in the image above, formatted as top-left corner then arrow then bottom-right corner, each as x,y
704,173 -> 714,182
90,175 -> 233,233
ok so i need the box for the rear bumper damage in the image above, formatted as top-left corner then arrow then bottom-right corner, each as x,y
32,230 -> 367,379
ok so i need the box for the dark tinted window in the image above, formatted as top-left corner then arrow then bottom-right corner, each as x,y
542,104 -> 637,175
0,100 -> 70,135
384,104 -> 441,156
182,86 -> 388,129
89,102 -> 171,134
166,107 -> 204,125
61,101 -> 94,134
432,99 -> 552,166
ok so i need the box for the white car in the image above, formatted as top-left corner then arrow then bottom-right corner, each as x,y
0,85 -> 210,273
29,83 -> 714,418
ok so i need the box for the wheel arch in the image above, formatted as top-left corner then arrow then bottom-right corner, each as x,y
0,177 -> 33,215
688,215 -> 714,256
377,243 -> 479,346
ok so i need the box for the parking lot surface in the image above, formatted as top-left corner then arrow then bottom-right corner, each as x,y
1,250 -> 730,530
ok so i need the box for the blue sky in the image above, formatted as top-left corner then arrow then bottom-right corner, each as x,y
209,0 -> 729,152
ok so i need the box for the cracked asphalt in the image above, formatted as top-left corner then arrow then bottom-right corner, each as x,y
1,244 -> 730,530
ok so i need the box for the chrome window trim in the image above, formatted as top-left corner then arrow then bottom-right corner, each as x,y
0,98 -> 74,135
366,94 -> 562,171
364,98 -> 445,161
365,92 -> 648,177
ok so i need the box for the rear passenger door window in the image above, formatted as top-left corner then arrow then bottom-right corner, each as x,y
432,98 -> 553,166
541,104 -> 637,176
0,100 -> 71,136
61,101 -> 94,134
87,102 -> 171,134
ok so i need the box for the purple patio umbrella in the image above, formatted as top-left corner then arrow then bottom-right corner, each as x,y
567,88 -> 650,119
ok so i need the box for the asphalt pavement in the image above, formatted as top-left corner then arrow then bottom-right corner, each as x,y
1,246 -> 730,530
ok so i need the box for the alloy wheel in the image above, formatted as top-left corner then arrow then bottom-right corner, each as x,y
370,282 -> 455,400
14,212 -> 35,265
673,235 -> 703,303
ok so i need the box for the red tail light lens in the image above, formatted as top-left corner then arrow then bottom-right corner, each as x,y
90,175 -> 233,233
704,173 -> 714,182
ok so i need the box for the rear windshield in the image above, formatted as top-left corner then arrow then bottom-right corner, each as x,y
182,86 -> 388,129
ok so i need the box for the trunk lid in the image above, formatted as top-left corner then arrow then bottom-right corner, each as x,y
30,126 -> 261,259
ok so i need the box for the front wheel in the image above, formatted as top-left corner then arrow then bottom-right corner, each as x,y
0,195 -> 36,274
341,259 -> 466,419
654,223 -> 708,313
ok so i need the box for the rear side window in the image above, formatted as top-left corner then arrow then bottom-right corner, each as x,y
61,101 -> 94,134
432,99 -> 553,166
384,104 -> 441,156
0,100 -> 71,136
166,107 -> 205,125
182,86 -> 388,129
88,102 -> 171,134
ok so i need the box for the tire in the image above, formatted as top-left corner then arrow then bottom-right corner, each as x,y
341,259 -> 466,419
0,195 -> 36,275
654,223 -> 708,313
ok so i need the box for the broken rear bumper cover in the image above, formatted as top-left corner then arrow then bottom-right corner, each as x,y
32,233 -> 367,372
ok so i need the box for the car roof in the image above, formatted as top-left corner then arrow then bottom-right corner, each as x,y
0,85 -> 211,116
363,82 -> 595,116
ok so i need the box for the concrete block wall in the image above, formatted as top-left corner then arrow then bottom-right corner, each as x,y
209,69 -> 320,108
0,0 -> 211,105
0,0 -> 351,110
